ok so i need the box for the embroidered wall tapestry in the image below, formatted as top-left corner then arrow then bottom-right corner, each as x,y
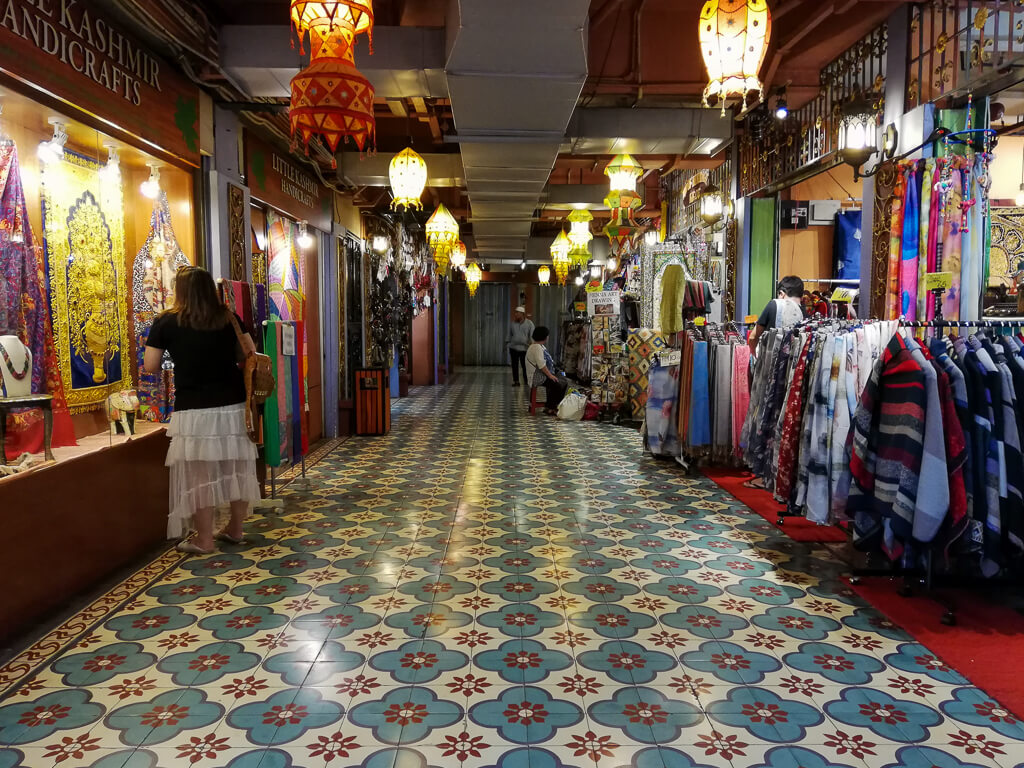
133,193 -> 190,423
0,142 -> 76,457
41,149 -> 129,413
627,328 -> 667,420
989,206 -> 1024,290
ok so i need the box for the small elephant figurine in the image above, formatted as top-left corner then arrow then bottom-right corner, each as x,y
106,389 -> 140,435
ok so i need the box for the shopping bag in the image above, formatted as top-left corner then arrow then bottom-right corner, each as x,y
557,390 -> 587,421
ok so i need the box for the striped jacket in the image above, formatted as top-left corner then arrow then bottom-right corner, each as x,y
838,332 -> 926,558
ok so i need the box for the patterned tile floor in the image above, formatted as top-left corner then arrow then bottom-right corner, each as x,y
2,368 -> 1024,768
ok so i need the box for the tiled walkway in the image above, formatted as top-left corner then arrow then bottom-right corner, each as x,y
1,369 -> 1023,768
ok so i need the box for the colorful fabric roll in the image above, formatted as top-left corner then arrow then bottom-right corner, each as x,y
941,165 -> 963,321
887,174 -> 906,320
917,160 -> 934,321
900,164 -> 920,319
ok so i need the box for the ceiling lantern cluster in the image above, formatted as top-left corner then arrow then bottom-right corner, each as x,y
603,153 -> 643,256
389,147 -> 428,210
699,0 -> 773,115
550,231 -> 571,286
289,0 -> 376,163
567,209 -> 594,269
425,203 -> 460,275
465,262 -> 482,297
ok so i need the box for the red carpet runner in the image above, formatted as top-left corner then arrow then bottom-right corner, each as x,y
850,578 -> 1024,718
701,467 -> 847,542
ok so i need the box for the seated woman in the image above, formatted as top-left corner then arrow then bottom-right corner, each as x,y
526,326 -> 567,414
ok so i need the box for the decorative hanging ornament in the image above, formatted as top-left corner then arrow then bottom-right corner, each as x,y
289,0 -> 376,161
465,262 -> 482,297
699,0 -> 772,115
390,147 -> 428,211
537,265 -> 551,285
426,202 -> 459,275
450,240 -> 467,271
567,209 -> 594,269
550,230 -> 571,286
603,154 -> 643,255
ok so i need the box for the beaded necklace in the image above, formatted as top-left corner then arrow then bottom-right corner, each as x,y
0,341 -> 30,381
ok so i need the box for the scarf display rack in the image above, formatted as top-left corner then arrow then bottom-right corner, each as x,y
742,315 -> 1024,624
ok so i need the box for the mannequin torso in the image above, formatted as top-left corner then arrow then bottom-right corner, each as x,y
0,335 -> 32,398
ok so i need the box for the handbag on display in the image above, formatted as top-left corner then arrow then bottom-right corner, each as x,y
229,313 -> 276,442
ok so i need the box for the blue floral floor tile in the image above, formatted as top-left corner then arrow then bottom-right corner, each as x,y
2,371 -> 1024,768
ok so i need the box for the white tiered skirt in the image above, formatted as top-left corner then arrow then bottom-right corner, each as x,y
165,403 -> 260,538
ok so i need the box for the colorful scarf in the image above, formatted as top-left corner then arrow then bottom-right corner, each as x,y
0,142 -> 75,458
899,164 -> 920,319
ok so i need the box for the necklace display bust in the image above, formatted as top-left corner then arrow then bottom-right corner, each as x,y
0,335 -> 32,398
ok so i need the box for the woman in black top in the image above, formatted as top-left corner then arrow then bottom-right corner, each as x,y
145,266 -> 259,554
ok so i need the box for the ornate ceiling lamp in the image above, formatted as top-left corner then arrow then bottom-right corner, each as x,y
289,0 -> 376,162
465,262 -> 482,297
550,230 -> 571,286
567,209 -> 594,269
290,0 -> 374,51
699,0 -> 772,115
603,154 -> 643,255
425,202 -> 459,275
537,265 -> 551,286
389,147 -> 428,211
450,240 -> 467,271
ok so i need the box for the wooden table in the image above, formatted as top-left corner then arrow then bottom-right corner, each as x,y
0,394 -> 54,462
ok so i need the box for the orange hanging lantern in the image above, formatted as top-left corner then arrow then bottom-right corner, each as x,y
289,0 -> 377,159
290,0 -> 374,52
699,0 -> 772,114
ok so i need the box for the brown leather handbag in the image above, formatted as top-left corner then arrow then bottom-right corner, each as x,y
229,314 -> 276,441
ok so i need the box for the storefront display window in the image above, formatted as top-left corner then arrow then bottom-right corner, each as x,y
0,84 -> 195,471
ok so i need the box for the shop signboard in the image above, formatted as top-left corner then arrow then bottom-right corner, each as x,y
246,132 -> 332,233
587,290 -> 620,317
0,0 -> 201,165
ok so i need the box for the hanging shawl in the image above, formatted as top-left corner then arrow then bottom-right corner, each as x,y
133,192 -> 190,422
0,142 -> 75,458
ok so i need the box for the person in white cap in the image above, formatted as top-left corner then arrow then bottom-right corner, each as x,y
507,306 -> 535,387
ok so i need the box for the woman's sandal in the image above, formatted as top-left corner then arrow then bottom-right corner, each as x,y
215,531 -> 245,545
176,540 -> 215,555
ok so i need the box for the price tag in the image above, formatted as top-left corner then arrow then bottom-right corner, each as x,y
924,272 -> 953,292
282,325 -> 296,356
831,287 -> 856,303
694,317 -> 706,326
744,314 -> 759,325
574,302 -> 587,312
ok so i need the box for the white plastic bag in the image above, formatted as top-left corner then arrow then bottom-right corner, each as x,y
557,390 -> 586,421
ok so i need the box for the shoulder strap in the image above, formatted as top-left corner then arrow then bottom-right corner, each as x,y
227,313 -> 253,358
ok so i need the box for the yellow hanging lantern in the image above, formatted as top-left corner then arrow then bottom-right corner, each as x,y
450,240 -> 467,271
537,265 -> 551,285
465,262 -> 482,297
550,230 -> 571,286
389,147 -> 428,211
567,209 -> 593,269
426,203 -> 459,274
699,0 -> 772,114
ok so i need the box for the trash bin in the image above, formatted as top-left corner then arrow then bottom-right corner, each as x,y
355,368 -> 391,435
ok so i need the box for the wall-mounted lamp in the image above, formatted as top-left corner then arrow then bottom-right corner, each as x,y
140,163 -> 161,199
297,220 -> 314,249
37,118 -> 67,164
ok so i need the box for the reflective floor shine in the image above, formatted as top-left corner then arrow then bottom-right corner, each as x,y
1,369 -> 1022,768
